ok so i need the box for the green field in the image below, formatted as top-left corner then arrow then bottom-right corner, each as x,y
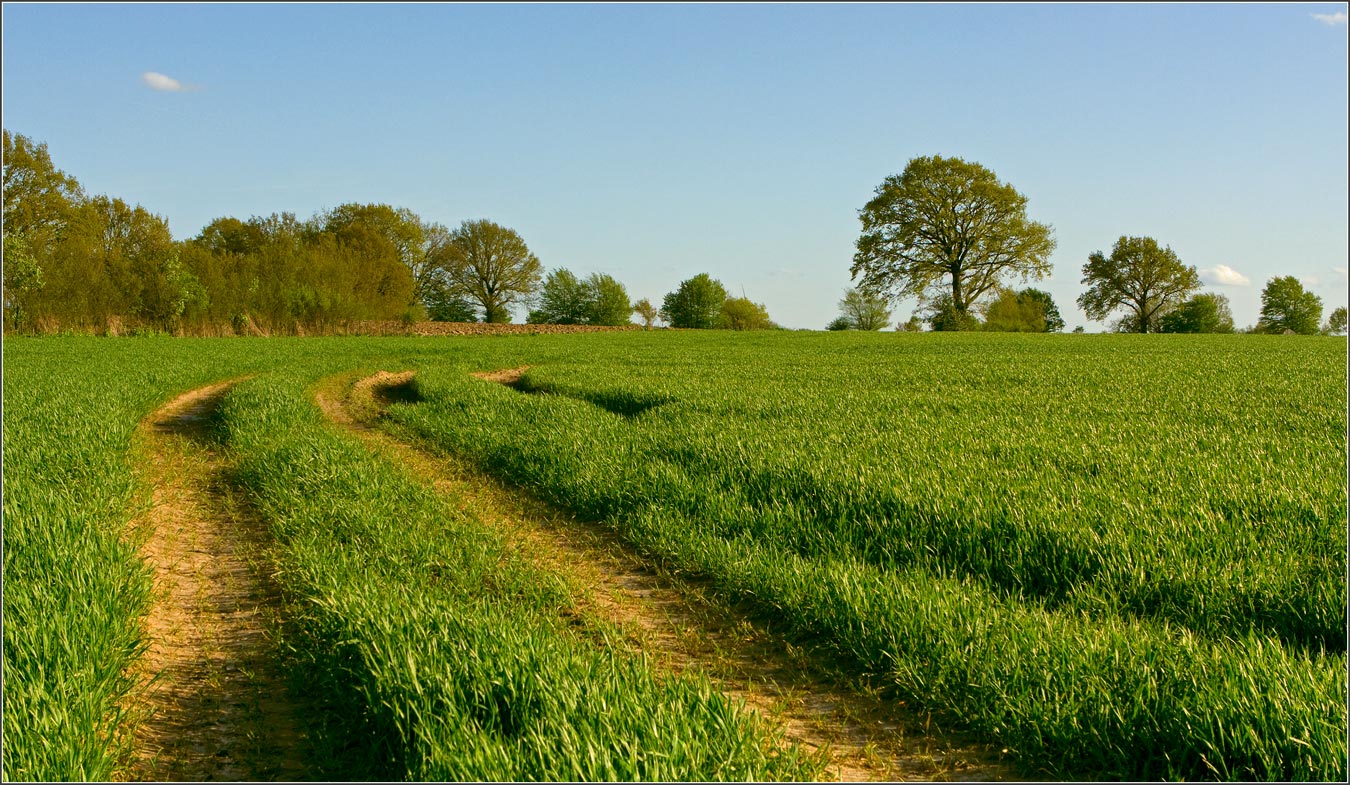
3,332 -> 1346,781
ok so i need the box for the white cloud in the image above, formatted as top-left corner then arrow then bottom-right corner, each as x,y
1301,275 -> 1321,287
1333,266 -> 1348,280
1200,264 -> 1251,286
1312,11 -> 1348,25
141,71 -> 193,92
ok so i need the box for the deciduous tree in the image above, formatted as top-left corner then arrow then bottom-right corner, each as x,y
1323,306 -> 1348,336
1158,293 -> 1235,334
660,274 -> 727,329
718,296 -> 774,330
443,219 -> 542,323
529,268 -> 592,324
852,155 -> 1055,318
585,273 -> 633,326
1258,277 -> 1322,335
837,287 -> 893,331
632,297 -> 659,329
1077,236 -> 1200,333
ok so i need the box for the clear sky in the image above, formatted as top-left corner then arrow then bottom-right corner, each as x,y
3,2 -> 1346,330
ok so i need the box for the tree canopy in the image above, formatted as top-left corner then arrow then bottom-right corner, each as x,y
1258,277 -> 1322,335
443,219 -> 542,324
717,296 -> 775,330
1324,306 -> 1348,336
632,298 -> 659,329
1077,236 -> 1200,333
660,274 -> 727,329
836,288 -> 893,331
1159,293 -> 1235,334
852,155 -> 1056,317
528,270 -> 632,326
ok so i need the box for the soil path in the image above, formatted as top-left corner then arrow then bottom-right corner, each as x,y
318,370 -> 1016,782
121,381 -> 310,781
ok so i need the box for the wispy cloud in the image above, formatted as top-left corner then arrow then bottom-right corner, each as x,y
1333,266 -> 1348,280
1301,275 -> 1322,287
141,71 -> 197,92
1311,11 -> 1348,26
1200,264 -> 1251,286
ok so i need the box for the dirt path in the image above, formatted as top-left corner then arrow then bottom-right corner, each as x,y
318,370 -> 1016,782
120,381 -> 310,781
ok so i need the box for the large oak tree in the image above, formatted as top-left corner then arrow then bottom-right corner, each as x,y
444,219 -> 542,323
851,155 -> 1056,320
1077,236 -> 1199,333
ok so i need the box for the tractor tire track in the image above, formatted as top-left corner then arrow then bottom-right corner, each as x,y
120,381 -> 310,781
317,370 -> 1016,782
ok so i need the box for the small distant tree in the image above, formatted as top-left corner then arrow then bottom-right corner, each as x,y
981,287 -> 1045,332
1258,276 -> 1322,335
1071,325 -> 1086,333
661,273 -> 727,328
1159,292 -> 1235,334
633,298 -> 659,328
585,273 -> 633,326
529,268 -> 591,324
444,219 -> 542,323
1017,288 -> 1064,332
897,315 -> 923,332
836,287 -> 892,331
718,296 -> 774,330
1323,306 -> 1348,336
826,316 -> 852,331
1078,236 -> 1200,333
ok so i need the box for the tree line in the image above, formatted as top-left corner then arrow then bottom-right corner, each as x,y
2,129 -> 781,335
846,154 -> 1346,335
4,131 -> 1344,336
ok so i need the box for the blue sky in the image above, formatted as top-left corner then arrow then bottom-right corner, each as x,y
3,2 -> 1346,329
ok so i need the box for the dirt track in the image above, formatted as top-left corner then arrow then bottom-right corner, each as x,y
318,370 -> 1015,782
121,381 -> 309,781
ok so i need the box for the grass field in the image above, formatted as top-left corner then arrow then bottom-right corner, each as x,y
3,331 -> 1346,781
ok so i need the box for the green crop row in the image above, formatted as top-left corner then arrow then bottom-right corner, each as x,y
213,371 -> 820,780
382,330 -> 1347,779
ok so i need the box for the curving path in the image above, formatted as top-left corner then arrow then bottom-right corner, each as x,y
318,370 -> 1015,782
121,381 -> 310,781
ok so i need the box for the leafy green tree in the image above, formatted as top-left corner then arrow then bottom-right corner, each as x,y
981,287 -> 1045,332
837,287 -> 892,331
2,129 -> 84,256
1258,276 -> 1323,335
898,315 -> 923,332
443,219 -> 542,323
529,268 -> 592,324
585,273 -> 633,326
2,233 -> 43,331
1078,236 -> 1200,333
1323,306 -> 1348,336
661,274 -> 727,329
632,298 -> 659,328
3,130 -> 85,330
718,296 -> 774,330
852,155 -> 1055,319
826,316 -> 852,331
1159,293 -> 1235,334
1018,288 -> 1064,332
